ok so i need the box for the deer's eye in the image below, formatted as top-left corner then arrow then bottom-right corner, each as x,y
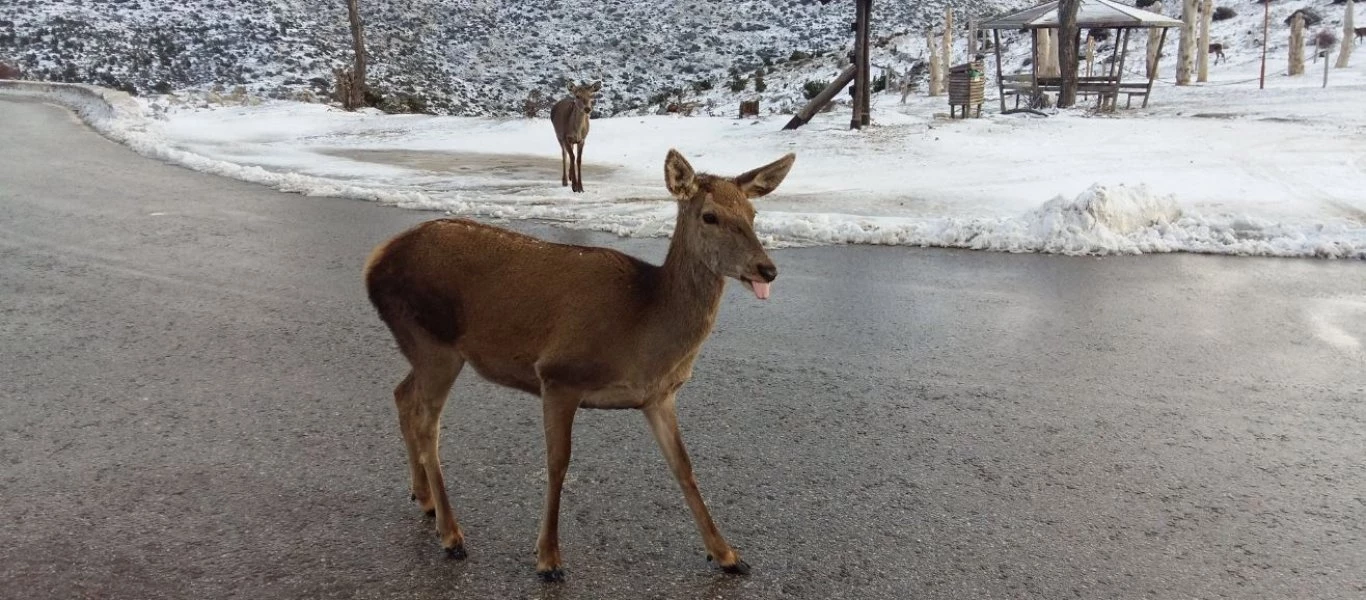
702,213 -> 719,225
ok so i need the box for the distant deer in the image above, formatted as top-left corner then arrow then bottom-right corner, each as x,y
550,80 -> 600,193
0,61 -> 21,80
1356,27 -> 1365,45
1208,43 -> 1226,65
364,149 -> 795,581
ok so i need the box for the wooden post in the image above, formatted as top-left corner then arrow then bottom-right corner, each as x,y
1087,36 -> 1096,78
1259,0 -> 1270,88
967,19 -> 978,57
1289,13 -> 1305,76
1144,27 -> 1169,108
782,64 -> 858,130
1110,28 -> 1131,110
1147,5 -> 1164,79
1323,46 -> 1331,86
993,29 -> 1006,113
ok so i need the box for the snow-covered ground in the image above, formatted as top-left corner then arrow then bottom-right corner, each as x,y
7,47 -> 1366,258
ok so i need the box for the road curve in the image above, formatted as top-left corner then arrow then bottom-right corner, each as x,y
2,96 -> 1365,599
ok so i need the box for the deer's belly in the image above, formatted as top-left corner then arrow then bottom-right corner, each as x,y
579,385 -> 650,410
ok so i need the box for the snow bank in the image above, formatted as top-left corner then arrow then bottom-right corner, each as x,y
4,83 -> 1364,259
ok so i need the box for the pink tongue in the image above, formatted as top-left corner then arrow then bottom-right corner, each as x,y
750,280 -> 771,300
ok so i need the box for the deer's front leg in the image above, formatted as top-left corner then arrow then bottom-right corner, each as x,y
537,388 -> 580,582
642,395 -> 749,575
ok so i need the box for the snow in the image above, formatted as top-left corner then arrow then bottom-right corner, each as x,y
6,39 -> 1366,259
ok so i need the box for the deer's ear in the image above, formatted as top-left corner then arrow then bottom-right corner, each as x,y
589,81 -> 602,92
664,149 -> 698,199
733,153 -> 795,199
566,82 -> 576,93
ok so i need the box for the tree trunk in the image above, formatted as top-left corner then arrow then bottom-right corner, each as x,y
1197,0 -> 1213,82
1057,0 -> 1081,107
1289,14 -> 1305,76
1147,4 -> 1164,79
345,0 -> 367,109
942,8 -> 953,87
1177,0 -> 1196,85
782,64 -> 858,130
1337,0 -> 1354,68
850,0 -> 867,129
928,29 -> 943,96
859,0 -> 872,127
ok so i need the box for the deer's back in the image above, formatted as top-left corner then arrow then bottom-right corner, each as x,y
366,219 -> 660,392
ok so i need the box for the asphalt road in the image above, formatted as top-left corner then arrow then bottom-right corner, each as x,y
2,97 -> 1364,600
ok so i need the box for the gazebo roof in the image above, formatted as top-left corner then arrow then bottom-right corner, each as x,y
980,0 -> 1182,30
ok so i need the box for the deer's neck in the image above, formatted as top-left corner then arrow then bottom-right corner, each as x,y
655,223 -> 725,344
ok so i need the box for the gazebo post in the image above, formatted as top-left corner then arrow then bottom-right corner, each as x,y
1030,29 -> 1040,106
993,29 -> 1007,113
1144,27 -> 1170,108
1110,28 -> 1131,111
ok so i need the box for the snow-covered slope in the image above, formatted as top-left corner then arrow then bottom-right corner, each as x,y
1,0 -> 1022,116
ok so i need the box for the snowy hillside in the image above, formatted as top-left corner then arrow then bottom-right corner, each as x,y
1,0 -> 1015,116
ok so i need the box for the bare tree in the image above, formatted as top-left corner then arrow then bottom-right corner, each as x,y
1289,13 -> 1306,76
927,30 -> 943,96
338,0 -> 367,110
1336,0 -> 1354,68
1197,0 -> 1213,82
1177,0 -> 1196,84
1057,0 -> 1081,107
942,8 -> 954,89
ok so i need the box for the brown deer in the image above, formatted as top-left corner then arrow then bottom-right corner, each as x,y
550,81 -> 600,192
1208,43 -> 1226,65
364,149 -> 795,582
1356,27 -> 1366,45
0,61 -> 21,80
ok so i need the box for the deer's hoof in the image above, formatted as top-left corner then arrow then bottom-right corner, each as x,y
537,567 -> 566,583
720,559 -> 751,576
445,544 -> 468,561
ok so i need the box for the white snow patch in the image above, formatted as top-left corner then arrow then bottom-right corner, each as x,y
5,79 -> 1366,260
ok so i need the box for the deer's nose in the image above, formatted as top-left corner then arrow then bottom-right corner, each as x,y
756,263 -> 778,282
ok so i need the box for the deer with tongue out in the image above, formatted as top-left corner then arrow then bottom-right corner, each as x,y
363,149 -> 795,581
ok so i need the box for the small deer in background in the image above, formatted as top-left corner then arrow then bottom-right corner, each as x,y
1208,43 -> 1226,65
1356,27 -> 1365,45
0,61 -> 22,80
364,149 -> 796,582
550,80 -> 600,193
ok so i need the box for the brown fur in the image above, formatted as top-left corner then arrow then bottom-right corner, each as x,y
1357,27 -> 1366,45
0,62 -> 21,80
364,149 -> 796,580
1208,43 -> 1226,65
549,81 -> 600,192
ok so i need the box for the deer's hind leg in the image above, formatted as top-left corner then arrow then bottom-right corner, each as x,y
393,334 -> 468,558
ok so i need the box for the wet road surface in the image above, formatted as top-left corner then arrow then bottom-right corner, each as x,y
2,97 -> 1365,599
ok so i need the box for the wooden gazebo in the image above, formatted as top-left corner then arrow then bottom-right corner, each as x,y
980,0 -> 1181,111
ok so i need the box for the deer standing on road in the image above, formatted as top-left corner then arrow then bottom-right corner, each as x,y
550,81 -> 600,192
364,149 -> 795,581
